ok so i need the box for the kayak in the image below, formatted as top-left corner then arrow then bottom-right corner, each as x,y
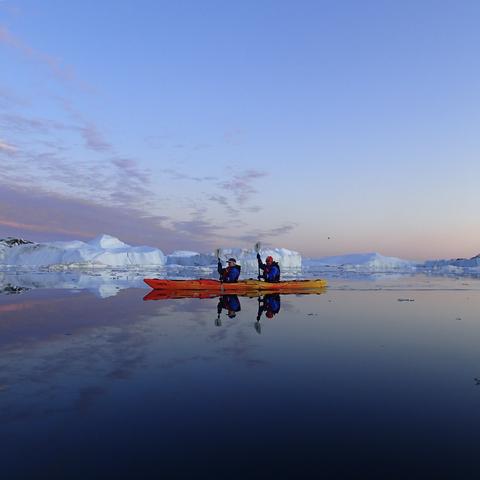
143,287 -> 327,301
143,278 -> 327,293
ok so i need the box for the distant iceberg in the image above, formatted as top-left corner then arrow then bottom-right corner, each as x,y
219,247 -> 302,271
303,252 -> 417,271
424,254 -> 480,269
166,247 -> 302,270
166,251 -> 216,267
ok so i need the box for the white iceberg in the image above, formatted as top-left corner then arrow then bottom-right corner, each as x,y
166,251 -> 215,266
424,254 -> 480,270
166,248 -> 302,271
219,247 -> 302,271
0,234 -> 166,268
303,252 -> 417,271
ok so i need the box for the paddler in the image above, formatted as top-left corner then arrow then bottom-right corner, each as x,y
256,254 -> 280,282
218,257 -> 241,283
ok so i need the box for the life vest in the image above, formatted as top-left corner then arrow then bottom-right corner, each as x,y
219,264 -> 241,283
263,262 -> 280,282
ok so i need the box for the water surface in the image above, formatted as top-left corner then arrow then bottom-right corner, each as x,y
1,275 -> 480,478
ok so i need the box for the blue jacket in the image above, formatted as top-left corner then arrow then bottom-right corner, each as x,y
218,261 -> 241,282
257,256 -> 281,282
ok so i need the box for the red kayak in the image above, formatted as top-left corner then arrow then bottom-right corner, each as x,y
143,278 -> 327,293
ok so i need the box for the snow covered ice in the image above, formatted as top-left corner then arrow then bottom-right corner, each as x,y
424,254 -> 480,269
303,252 -> 417,271
0,234 -> 166,268
219,247 -> 302,271
166,251 -> 216,267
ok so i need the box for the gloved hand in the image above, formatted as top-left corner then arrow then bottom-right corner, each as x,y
256,253 -> 261,260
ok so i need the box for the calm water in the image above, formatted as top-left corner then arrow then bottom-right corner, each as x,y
1,274 -> 480,478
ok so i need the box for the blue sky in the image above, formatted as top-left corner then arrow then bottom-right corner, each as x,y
1,0 -> 479,259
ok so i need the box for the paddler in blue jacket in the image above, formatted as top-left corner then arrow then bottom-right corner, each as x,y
256,254 -> 281,282
218,257 -> 241,283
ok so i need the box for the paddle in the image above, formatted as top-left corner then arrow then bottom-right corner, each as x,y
254,242 -> 262,280
215,248 -> 223,282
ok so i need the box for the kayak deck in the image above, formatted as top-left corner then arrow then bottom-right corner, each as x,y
143,278 -> 327,292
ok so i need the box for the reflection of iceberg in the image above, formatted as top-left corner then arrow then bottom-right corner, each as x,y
302,265 -> 417,282
0,270 -> 156,298
0,283 -> 30,295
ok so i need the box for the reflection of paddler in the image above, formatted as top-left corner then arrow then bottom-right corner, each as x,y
256,294 -> 281,321
216,295 -> 241,325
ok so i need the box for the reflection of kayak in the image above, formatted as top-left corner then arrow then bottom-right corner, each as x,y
143,287 -> 327,301
143,278 -> 327,293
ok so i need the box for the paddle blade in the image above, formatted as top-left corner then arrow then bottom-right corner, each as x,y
254,242 -> 261,253
214,248 -> 222,258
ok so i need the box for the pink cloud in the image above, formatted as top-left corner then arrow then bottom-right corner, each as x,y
0,219 -> 94,238
0,139 -> 17,153
219,169 -> 268,204
80,123 -> 111,152
0,183 -> 214,252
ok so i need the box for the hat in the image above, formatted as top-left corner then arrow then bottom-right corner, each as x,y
266,256 -> 273,263
227,258 -> 237,263
266,311 -> 274,319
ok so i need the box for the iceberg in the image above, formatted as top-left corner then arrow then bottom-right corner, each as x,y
303,252 -> 417,271
166,248 -> 302,271
0,234 -> 166,268
166,251 -> 216,267
424,254 -> 480,269
219,247 -> 302,271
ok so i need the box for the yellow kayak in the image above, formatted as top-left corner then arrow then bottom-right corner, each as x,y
144,278 -> 327,293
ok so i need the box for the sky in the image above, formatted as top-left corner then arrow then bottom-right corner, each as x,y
1,0 -> 480,260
